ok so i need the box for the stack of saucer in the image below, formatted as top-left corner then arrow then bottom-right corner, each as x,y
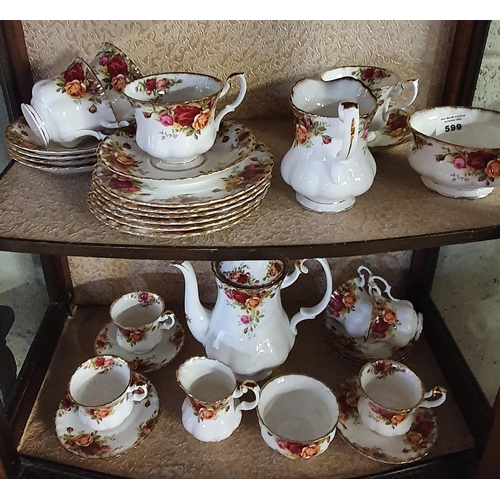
5,117 -> 98,175
88,121 -> 273,237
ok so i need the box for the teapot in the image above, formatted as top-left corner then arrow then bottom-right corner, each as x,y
173,259 -> 333,380
325,266 -> 423,362
281,76 -> 378,213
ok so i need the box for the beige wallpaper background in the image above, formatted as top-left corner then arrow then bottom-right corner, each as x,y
20,20 -> 457,305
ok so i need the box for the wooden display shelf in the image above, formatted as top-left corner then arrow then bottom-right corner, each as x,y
1,119 -> 500,260
16,304 -> 475,479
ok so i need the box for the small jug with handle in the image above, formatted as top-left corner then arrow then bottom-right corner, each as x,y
281,76 -> 378,213
173,259 -> 333,381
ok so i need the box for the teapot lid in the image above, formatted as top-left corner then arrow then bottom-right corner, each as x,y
213,260 -> 286,288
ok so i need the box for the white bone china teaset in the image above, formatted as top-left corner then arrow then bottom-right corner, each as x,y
12,43 -> 469,466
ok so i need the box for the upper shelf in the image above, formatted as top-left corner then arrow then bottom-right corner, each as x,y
1,118 -> 500,260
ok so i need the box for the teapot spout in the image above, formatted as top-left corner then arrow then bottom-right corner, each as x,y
171,261 -> 211,346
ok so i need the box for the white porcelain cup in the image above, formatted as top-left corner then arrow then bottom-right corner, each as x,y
110,291 -> 176,354
257,374 -> 339,459
68,355 -> 148,431
23,57 -> 125,148
176,356 -> 260,442
321,65 -> 418,132
123,72 -> 247,165
357,359 -> 447,437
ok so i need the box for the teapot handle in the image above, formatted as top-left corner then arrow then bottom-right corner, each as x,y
214,73 -> 247,131
380,79 -> 419,123
290,258 -> 333,332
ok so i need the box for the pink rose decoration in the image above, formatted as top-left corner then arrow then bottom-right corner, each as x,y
453,155 -> 467,169
159,112 -> 174,127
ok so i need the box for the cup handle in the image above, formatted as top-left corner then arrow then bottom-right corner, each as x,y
213,72 -> 247,131
290,258 -> 333,331
158,310 -> 176,330
127,380 -> 149,403
233,380 -> 260,412
419,386 -> 447,408
381,79 -> 419,122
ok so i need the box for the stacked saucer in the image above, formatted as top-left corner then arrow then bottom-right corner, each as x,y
88,121 -> 273,237
5,117 -> 98,175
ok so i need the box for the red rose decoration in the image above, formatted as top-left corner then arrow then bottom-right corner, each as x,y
387,114 -> 407,131
63,63 -> 85,83
362,68 -> 375,80
172,105 -> 200,127
370,318 -> 390,338
106,54 -> 129,78
145,79 -> 157,93
466,151 -> 497,171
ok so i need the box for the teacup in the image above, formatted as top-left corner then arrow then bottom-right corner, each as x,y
110,291 -> 176,354
22,57 -> 125,148
89,42 -> 143,123
257,374 -> 339,459
357,359 -> 446,437
123,71 -> 247,166
176,356 -> 260,442
321,65 -> 418,132
68,355 -> 148,431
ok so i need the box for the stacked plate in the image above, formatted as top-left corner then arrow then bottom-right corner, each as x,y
88,121 -> 274,238
5,117 -> 98,175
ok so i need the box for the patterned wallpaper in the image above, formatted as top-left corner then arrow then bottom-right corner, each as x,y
19,20 -> 457,305
22,20 -> 456,119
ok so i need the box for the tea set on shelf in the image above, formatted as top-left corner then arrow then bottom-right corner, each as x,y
5,41 -> 500,237
53,258 -> 447,465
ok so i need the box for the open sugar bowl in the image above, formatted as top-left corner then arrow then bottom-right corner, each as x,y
257,374 -> 339,459
407,106 -> 500,198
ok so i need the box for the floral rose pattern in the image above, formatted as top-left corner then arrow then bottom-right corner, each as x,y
132,76 -> 217,139
94,45 -> 141,94
269,431 -> 331,459
436,146 -> 500,184
366,297 -> 400,341
189,396 -> 229,422
56,61 -> 105,113
382,110 -> 409,138
293,112 -> 332,147
402,409 -> 436,452
327,280 -> 359,319
59,429 -> 114,457
221,281 -> 276,337
352,67 -> 390,86
99,138 -> 142,176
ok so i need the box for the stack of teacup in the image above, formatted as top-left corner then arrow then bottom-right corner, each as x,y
6,42 -> 142,174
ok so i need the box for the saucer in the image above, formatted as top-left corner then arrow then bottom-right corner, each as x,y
5,117 -> 99,155
325,317 -> 413,363
98,120 -> 256,181
368,109 -> 412,148
92,142 -> 273,207
94,320 -> 185,372
55,372 -> 159,459
337,377 -> 437,464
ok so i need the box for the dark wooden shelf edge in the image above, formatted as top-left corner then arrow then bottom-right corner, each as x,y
1,226 -> 500,260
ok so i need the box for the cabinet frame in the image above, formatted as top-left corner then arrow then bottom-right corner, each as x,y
0,20 -> 497,479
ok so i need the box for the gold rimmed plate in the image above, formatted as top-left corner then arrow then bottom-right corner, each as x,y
92,142 -> 273,208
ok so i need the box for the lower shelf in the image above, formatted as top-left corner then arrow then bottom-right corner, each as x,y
16,305 -> 475,478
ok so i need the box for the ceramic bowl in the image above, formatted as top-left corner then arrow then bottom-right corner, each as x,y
407,106 -> 500,198
257,374 -> 339,459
